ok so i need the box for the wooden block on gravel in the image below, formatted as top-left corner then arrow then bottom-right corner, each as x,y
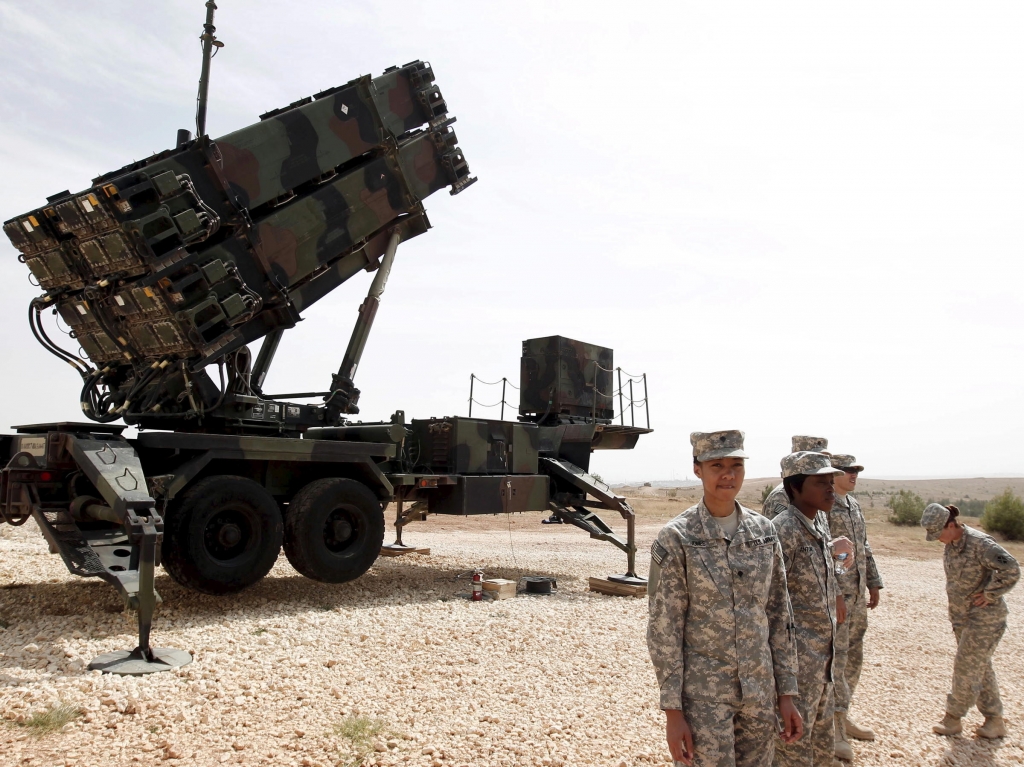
588,576 -> 647,597
482,579 -> 517,600
379,545 -> 430,557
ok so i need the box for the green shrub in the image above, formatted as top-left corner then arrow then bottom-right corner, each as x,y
936,497 -> 987,517
981,489 -> 1024,541
760,484 -> 775,504
887,489 -> 926,526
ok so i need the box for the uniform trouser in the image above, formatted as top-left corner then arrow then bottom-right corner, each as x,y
773,682 -> 833,767
834,590 -> 868,713
946,618 -> 1006,718
677,698 -> 777,767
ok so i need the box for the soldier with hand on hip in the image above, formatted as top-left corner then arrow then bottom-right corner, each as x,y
827,454 -> 883,760
771,452 -> 853,767
648,430 -> 803,767
922,503 -> 1020,740
760,436 -> 828,520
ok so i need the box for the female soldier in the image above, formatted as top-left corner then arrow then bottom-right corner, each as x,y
921,503 -> 1020,739
648,430 -> 803,767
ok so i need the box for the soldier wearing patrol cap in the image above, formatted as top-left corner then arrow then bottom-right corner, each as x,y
761,437 -> 829,520
771,452 -> 854,767
827,453 -> 883,758
648,430 -> 803,767
921,503 -> 1020,739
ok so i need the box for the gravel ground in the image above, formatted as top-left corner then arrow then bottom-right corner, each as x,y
1,509 -> 1023,767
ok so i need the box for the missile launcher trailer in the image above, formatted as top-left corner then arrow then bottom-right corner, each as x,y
0,6 -> 650,675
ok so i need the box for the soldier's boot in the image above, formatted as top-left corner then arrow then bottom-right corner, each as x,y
834,714 -> 854,761
976,716 -> 1006,739
844,716 -> 876,741
932,713 -> 962,736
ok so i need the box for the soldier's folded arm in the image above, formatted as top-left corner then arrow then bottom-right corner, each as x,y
979,539 -> 1021,601
646,529 -> 688,710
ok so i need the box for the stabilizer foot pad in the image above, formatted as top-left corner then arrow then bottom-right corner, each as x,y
89,647 -> 192,676
379,545 -> 430,557
589,576 -> 647,597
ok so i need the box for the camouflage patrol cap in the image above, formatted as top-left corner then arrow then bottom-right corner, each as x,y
921,503 -> 951,541
792,435 -> 828,452
781,451 -> 845,479
690,430 -> 748,462
830,454 -> 864,472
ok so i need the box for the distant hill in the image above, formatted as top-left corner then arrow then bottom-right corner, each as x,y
615,476 -> 1024,512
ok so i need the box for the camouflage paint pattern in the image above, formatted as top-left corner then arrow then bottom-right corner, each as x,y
520,336 -> 614,420
940,526 -> 1019,718
4,60 -> 474,428
427,474 -> 549,515
647,502 -> 798,722
205,61 -> 450,211
407,417 -> 540,475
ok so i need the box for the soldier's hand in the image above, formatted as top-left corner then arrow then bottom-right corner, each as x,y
830,536 -> 854,560
868,586 -> 880,609
836,593 -> 847,625
971,591 -> 993,607
665,709 -> 695,765
778,695 -> 803,743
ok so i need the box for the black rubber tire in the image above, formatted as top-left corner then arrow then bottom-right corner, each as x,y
162,475 -> 283,595
283,478 -> 384,583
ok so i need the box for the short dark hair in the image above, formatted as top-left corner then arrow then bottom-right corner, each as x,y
783,474 -> 808,501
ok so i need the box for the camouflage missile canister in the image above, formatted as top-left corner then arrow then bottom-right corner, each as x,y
519,336 -> 614,421
4,61 -> 474,427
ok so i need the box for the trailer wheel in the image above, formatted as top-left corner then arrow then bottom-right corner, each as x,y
283,478 -> 384,583
162,475 -> 283,595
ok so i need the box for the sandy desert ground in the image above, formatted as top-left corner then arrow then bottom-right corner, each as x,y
1,480 -> 1023,767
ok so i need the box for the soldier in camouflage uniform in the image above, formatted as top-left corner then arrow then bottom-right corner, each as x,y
771,452 -> 853,767
760,437 -> 829,520
648,430 -> 803,767
827,454 -> 883,758
922,503 -> 1020,740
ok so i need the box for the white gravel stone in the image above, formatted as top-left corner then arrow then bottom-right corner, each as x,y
2,512 -> 1022,766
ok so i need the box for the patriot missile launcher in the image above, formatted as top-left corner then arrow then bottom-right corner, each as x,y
1,4 -> 649,675
6,57 -> 472,430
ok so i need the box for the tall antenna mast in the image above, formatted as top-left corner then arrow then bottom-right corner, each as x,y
195,1 -> 223,137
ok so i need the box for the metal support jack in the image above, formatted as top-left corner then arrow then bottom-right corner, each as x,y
541,456 -> 646,588
88,514 -> 192,675
380,498 -> 430,556
61,434 -> 191,674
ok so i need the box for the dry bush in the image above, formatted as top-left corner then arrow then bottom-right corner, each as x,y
19,702 -> 81,736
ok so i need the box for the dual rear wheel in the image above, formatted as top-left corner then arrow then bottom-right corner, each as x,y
162,475 -> 385,595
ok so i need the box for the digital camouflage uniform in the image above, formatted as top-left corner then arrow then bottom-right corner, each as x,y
933,520 -> 1020,719
827,490 -> 883,714
760,438 -> 828,521
772,504 -> 839,767
761,483 -> 790,521
648,501 -> 799,767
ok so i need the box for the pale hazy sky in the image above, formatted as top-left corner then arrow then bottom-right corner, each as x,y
1,1 -> 1021,482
